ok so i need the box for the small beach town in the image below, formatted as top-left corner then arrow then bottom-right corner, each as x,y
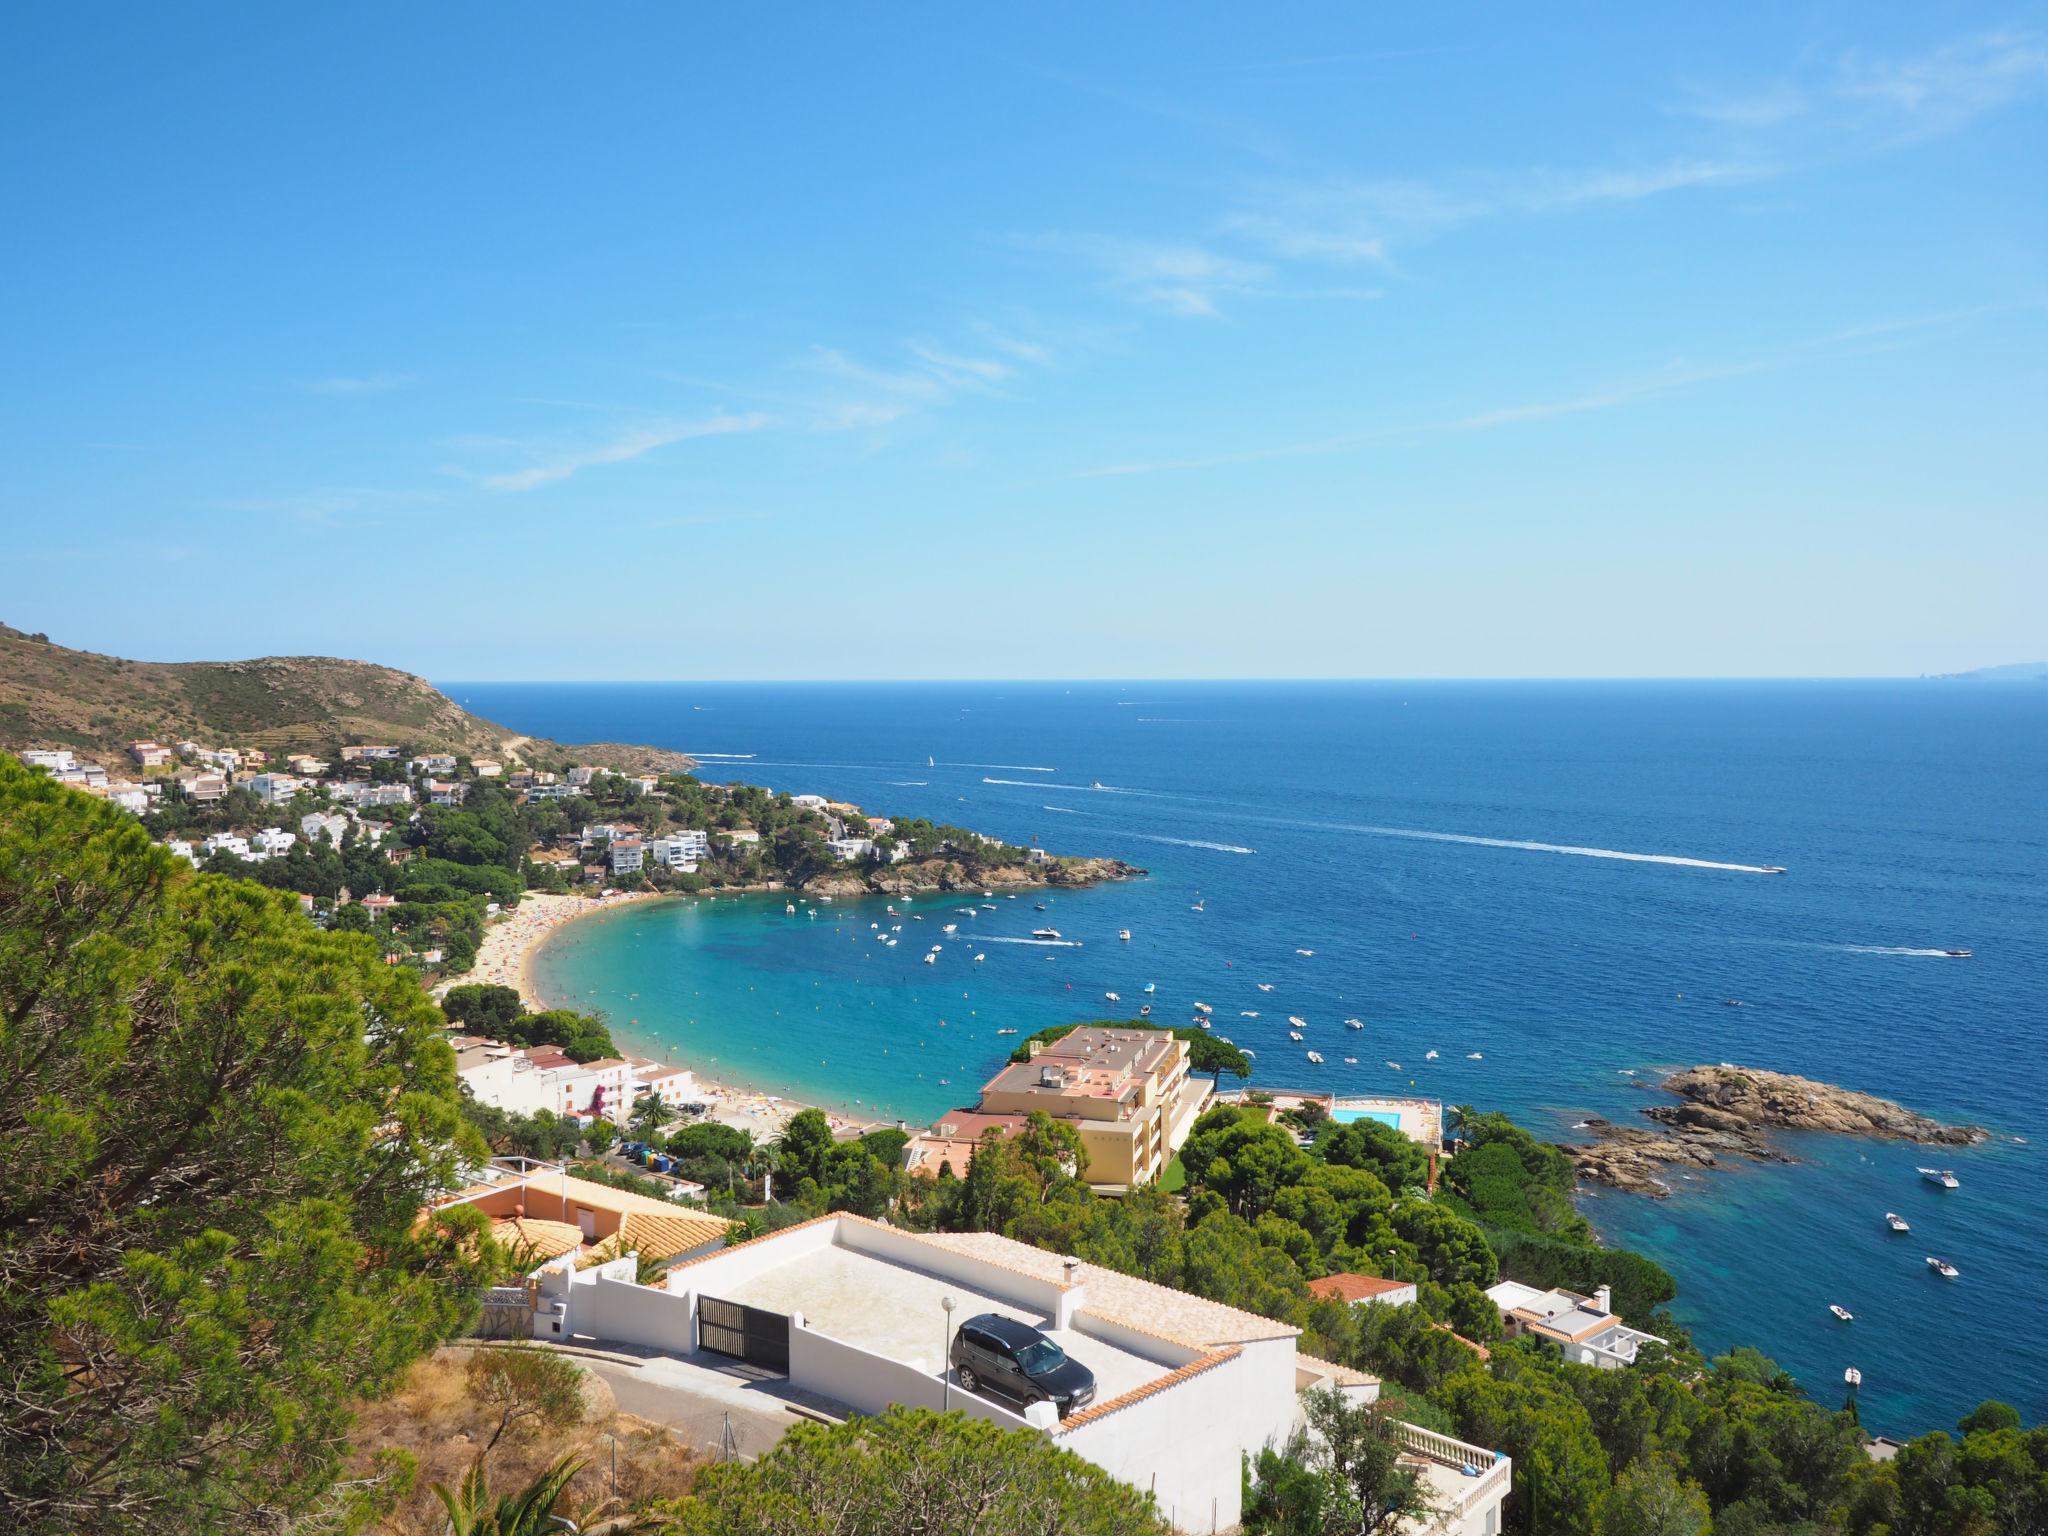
6,6 -> 2043,1531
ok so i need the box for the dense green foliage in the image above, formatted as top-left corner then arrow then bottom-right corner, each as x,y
649,1405 -> 1172,1535
444,981 -> 618,1061
0,755 -> 491,1534
1244,1389 -> 1436,1535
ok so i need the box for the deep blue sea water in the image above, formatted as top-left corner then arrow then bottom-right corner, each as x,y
448,680 -> 2047,1434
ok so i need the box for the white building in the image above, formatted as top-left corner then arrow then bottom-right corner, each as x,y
204,832 -> 252,860
300,811 -> 351,847
20,749 -> 76,772
609,837 -> 645,874
426,780 -> 466,806
245,773 -> 302,806
567,766 -> 596,788
408,754 -> 458,775
165,838 -> 199,864
629,774 -> 659,794
716,828 -> 761,853
472,759 -> 504,778
650,830 -> 707,866
253,827 -> 297,857
1486,1280 -> 1667,1370
791,794 -> 829,812
345,782 -> 413,809
826,836 -> 875,862
537,1214 -> 1511,1535
101,784 -> 151,813
526,782 -> 575,801
129,741 -> 173,769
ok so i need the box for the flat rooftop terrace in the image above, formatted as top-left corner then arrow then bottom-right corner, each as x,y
709,1242 -> 1170,1408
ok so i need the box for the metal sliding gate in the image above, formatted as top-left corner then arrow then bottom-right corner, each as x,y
698,1294 -> 790,1371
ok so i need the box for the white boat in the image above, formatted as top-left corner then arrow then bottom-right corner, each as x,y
922,952 -> 936,965
1927,1257 -> 1959,1278
1467,1052 -> 1484,1060
1288,1031 -> 1304,1042
1257,983 -> 1275,993
1240,1010 -> 1259,1018
973,953 -> 985,963
1142,982 -> 1156,994
1384,1060 -> 1401,1070
1886,1212 -> 1910,1233
1918,1167 -> 1959,1189
929,944 -> 943,952
1032,928 -> 1062,940
1295,948 -> 1314,957
1844,1367 -> 1863,1388
785,902 -> 796,914
1198,1020 -> 1212,1030
1118,929 -> 1131,941
943,923 -> 958,933
1288,1016 -> 1308,1029
1830,1305 -> 1854,1323
1242,1049 -> 1256,1058
1105,992 -> 1121,1002
1342,1056 -> 1358,1064
1139,1004 -> 1151,1016
1306,1051 -> 1324,1064
1192,1001 -> 1212,1014
1344,1018 -> 1363,1029
1425,1049 -> 1439,1059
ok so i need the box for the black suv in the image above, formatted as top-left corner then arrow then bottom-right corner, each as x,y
949,1314 -> 1096,1418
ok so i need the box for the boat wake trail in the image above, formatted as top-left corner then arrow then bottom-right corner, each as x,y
948,762 -> 1056,772
1338,823 -> 1783,874
687,752 -> 756,759
1117,833 -> 1256,855
981,936 -> 1083,947
887,780 -> 929,786
1042,805 -> 1080,814
1840,946 -> 1963,957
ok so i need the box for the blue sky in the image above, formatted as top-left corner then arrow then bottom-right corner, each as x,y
2,6 -> 2043,679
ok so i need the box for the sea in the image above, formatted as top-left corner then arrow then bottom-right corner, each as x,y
447,679 -> 2047,1435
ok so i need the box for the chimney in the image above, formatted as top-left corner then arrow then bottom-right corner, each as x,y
1063,1257 -> 1081,1287
1594,1285 -> 1612,1313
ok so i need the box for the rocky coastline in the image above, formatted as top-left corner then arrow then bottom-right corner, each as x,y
797,855 -> 1144,900
1564,1064 -> 1989,1197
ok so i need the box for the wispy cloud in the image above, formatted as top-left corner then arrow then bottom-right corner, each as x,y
801,328 -> 1054,430
216,486 -> 439,527
1025,233 -> 1272,317
472,412 -> 768,492
1676,83 -> 1809,128
302,373 -> 413,396
1838,29 -> 2048,137
1075,310 -> 1991,478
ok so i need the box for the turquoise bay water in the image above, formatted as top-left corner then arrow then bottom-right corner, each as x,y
463,680 -> 2048,1434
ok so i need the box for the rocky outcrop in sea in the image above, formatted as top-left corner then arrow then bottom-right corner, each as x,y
1563,1064 -> 1988,1197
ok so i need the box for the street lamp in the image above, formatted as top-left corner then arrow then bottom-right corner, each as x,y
941,1295 -> 957,1411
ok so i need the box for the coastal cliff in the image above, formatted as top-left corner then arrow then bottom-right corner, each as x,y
1565,1064 -> 1988,1197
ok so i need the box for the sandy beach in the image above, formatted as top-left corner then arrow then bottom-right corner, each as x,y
443,890 -> 874,1142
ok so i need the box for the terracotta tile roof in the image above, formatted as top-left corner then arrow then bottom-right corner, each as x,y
490,1216 -> 583,1262
553,1172 -> 727,1225
1052,1345 -> 1241,1433
1309,1272 -> 1416,1304
1431,1322 -> 1493,1362
620,1209 -> 734,1261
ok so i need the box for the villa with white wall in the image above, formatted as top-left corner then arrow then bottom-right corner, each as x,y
529,1211 -> 1511,1535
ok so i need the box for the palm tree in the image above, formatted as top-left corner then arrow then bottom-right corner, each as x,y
434,1454 -> 584,1536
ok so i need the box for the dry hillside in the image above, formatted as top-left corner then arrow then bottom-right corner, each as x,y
0,623 -> 692,774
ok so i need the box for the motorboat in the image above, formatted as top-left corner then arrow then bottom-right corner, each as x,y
1467,1052 -> 1484,1060
1425,1050 -> 1439,1059
1927,1257 -> 1960,1278
1384,1060 -> 1401,1071
1105,992 -> 1121,1002
1830,1305 -> 1854,1323
785,902 -> 796,914
1138,1004 -> 1151,1016
943,923 -> 958,934
1886,1212 -> 1910,1233
973,953 -> 985,963
1142,982 -> 1156,994
995,1028 -> 1018,1035
1943,949 -> 1972,958
1287,1016 -> 1308,1029
1034,901 -> 1048,912
922,952 -> 936,965
1240,1010 -> 1259,1018
1198,1020 -> 1212,1030
1761,865 -> 1786,874
1295,948 -> 1314,957
1192,1001 -> 1213,1014
1256,983 -> 1275,992
1288,1031 -> 1304,1042
1118,929 -> 1132,941
1342,1056 -> 1358,1064
1092,781 -> 1106,790
1032,928 -> 1062,940
1190,900 -> 1205,912
1844,1367 -> 1862,1388
1306,1051 -> 1324,1063
1344,1018 -> 1363,1029
1918,1168 -> 1960,1189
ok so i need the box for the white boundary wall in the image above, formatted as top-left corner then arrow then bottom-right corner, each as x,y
787,1320 -> 1045,1432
